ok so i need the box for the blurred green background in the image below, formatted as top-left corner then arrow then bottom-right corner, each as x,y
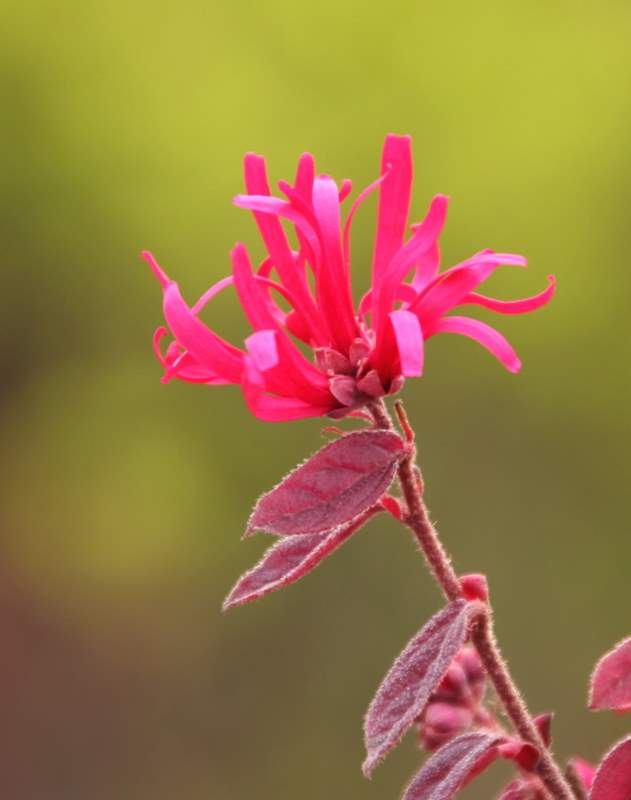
2,1 -> 630,797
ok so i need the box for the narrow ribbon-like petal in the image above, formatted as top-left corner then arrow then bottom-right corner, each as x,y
389,310 -> 424,377
410,251 -> 526,324
162,283 -> 244,383
311,175 -> 359,351
242,156 -> 327,345
371,134 -> 413,285
241,359 -> 334,422
245,330 -> 280,372
232,245 -> 331,405
372,194 -> 448,351
463,275 -> 556,314
425,315 -> 522,373
233,195 -> 321,265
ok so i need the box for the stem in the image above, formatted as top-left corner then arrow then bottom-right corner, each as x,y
565,763 -> 589,800
368,399 -> 575,800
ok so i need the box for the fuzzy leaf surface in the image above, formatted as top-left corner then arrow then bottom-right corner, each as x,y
363,599 -> 476,776
589,637 -> 631,713
247,429 -> 405,536
223,506 -> 380,610
590,736 -> 631,800
402,731 -> 503,800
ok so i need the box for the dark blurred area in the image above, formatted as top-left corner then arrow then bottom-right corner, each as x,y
1,1 -> 630,798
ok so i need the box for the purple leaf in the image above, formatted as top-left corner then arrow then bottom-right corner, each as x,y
402,731 -> 503,800
247,429 -> 405,536
589,636 -> 631,713
223,505 -> 381,610
363,599 -> 478,777
590,736 -> 631,800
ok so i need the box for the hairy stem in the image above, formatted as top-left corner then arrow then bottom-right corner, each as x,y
368,399 -> 575,800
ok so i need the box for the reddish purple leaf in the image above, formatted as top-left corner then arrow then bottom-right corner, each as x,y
498,740 -> 540,772
589,636 -> 631,712
247,429 -> 405,536
590,736 -> 631,800
363,599 -> 478,777
402,731 -> 503,800
533,712 -> 553,748
223,506 -> 381,610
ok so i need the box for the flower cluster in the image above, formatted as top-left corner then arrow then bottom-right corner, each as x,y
145,134 -> 554,421
416,646 -> 487,752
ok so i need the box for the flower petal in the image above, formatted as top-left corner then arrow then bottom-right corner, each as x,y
389,309 -> 424,377
373,194 -> 448,332
411,252 -> 527,324
242,155 -> 327,345
312,175 -> 359,351
162,283 -> 244,383
241,359 -> 334,422
232,244 -> 331,404
245,330 -> 280,372
233,194 -> 321,264
426,315 -> 521,373
371,134 -> 413,285
463,275 -> 556,314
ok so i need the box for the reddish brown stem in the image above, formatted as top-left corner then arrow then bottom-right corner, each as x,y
368,399 -> 575,800
565,763 -> 589,800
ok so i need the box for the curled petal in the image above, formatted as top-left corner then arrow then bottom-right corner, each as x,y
245,330 -> 280,372
373,194 -> 449,332
411,252 -> 526,324
412,241 -> 441,291
190,276 -> 234,315
426,315 -> 521,373
463,276 -> 556,314
233,194 -> 321,263
338,178 -> 353,202
163,283 -> 244,383
232,245 -> 331,404
389,309 -> 424,377
241,359 -> 334,422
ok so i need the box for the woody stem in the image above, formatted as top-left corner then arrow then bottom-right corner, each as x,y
367,399 -> 575,800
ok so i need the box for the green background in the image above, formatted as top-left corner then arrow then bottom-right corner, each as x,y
2,1 -> 630,797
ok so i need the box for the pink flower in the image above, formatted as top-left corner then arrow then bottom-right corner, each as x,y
145,134 -> 555,422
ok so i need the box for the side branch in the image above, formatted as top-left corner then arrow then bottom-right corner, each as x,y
368,399 -> 575,800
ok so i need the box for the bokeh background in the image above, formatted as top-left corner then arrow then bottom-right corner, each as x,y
2,1 -> 630,798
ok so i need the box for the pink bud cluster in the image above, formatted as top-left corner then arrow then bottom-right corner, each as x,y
417,647 -> 486,751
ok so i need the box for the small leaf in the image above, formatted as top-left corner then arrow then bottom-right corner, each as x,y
402,731 -> 503,800
363,599 -> 478,777
589,636 -> 631,712
590,736 -> 631,800
498,740 -> 540,772
533,712 -> 553,748
223,506 -> 381,610
247,429 -> 405,536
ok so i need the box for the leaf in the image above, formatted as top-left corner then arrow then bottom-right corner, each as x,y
247,429 -> 405,536
223,505 -> 381,610
590,736 -> 631,800
363,599 -> 478,777
402,731 -> 503,800
589,636 -> 631,712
